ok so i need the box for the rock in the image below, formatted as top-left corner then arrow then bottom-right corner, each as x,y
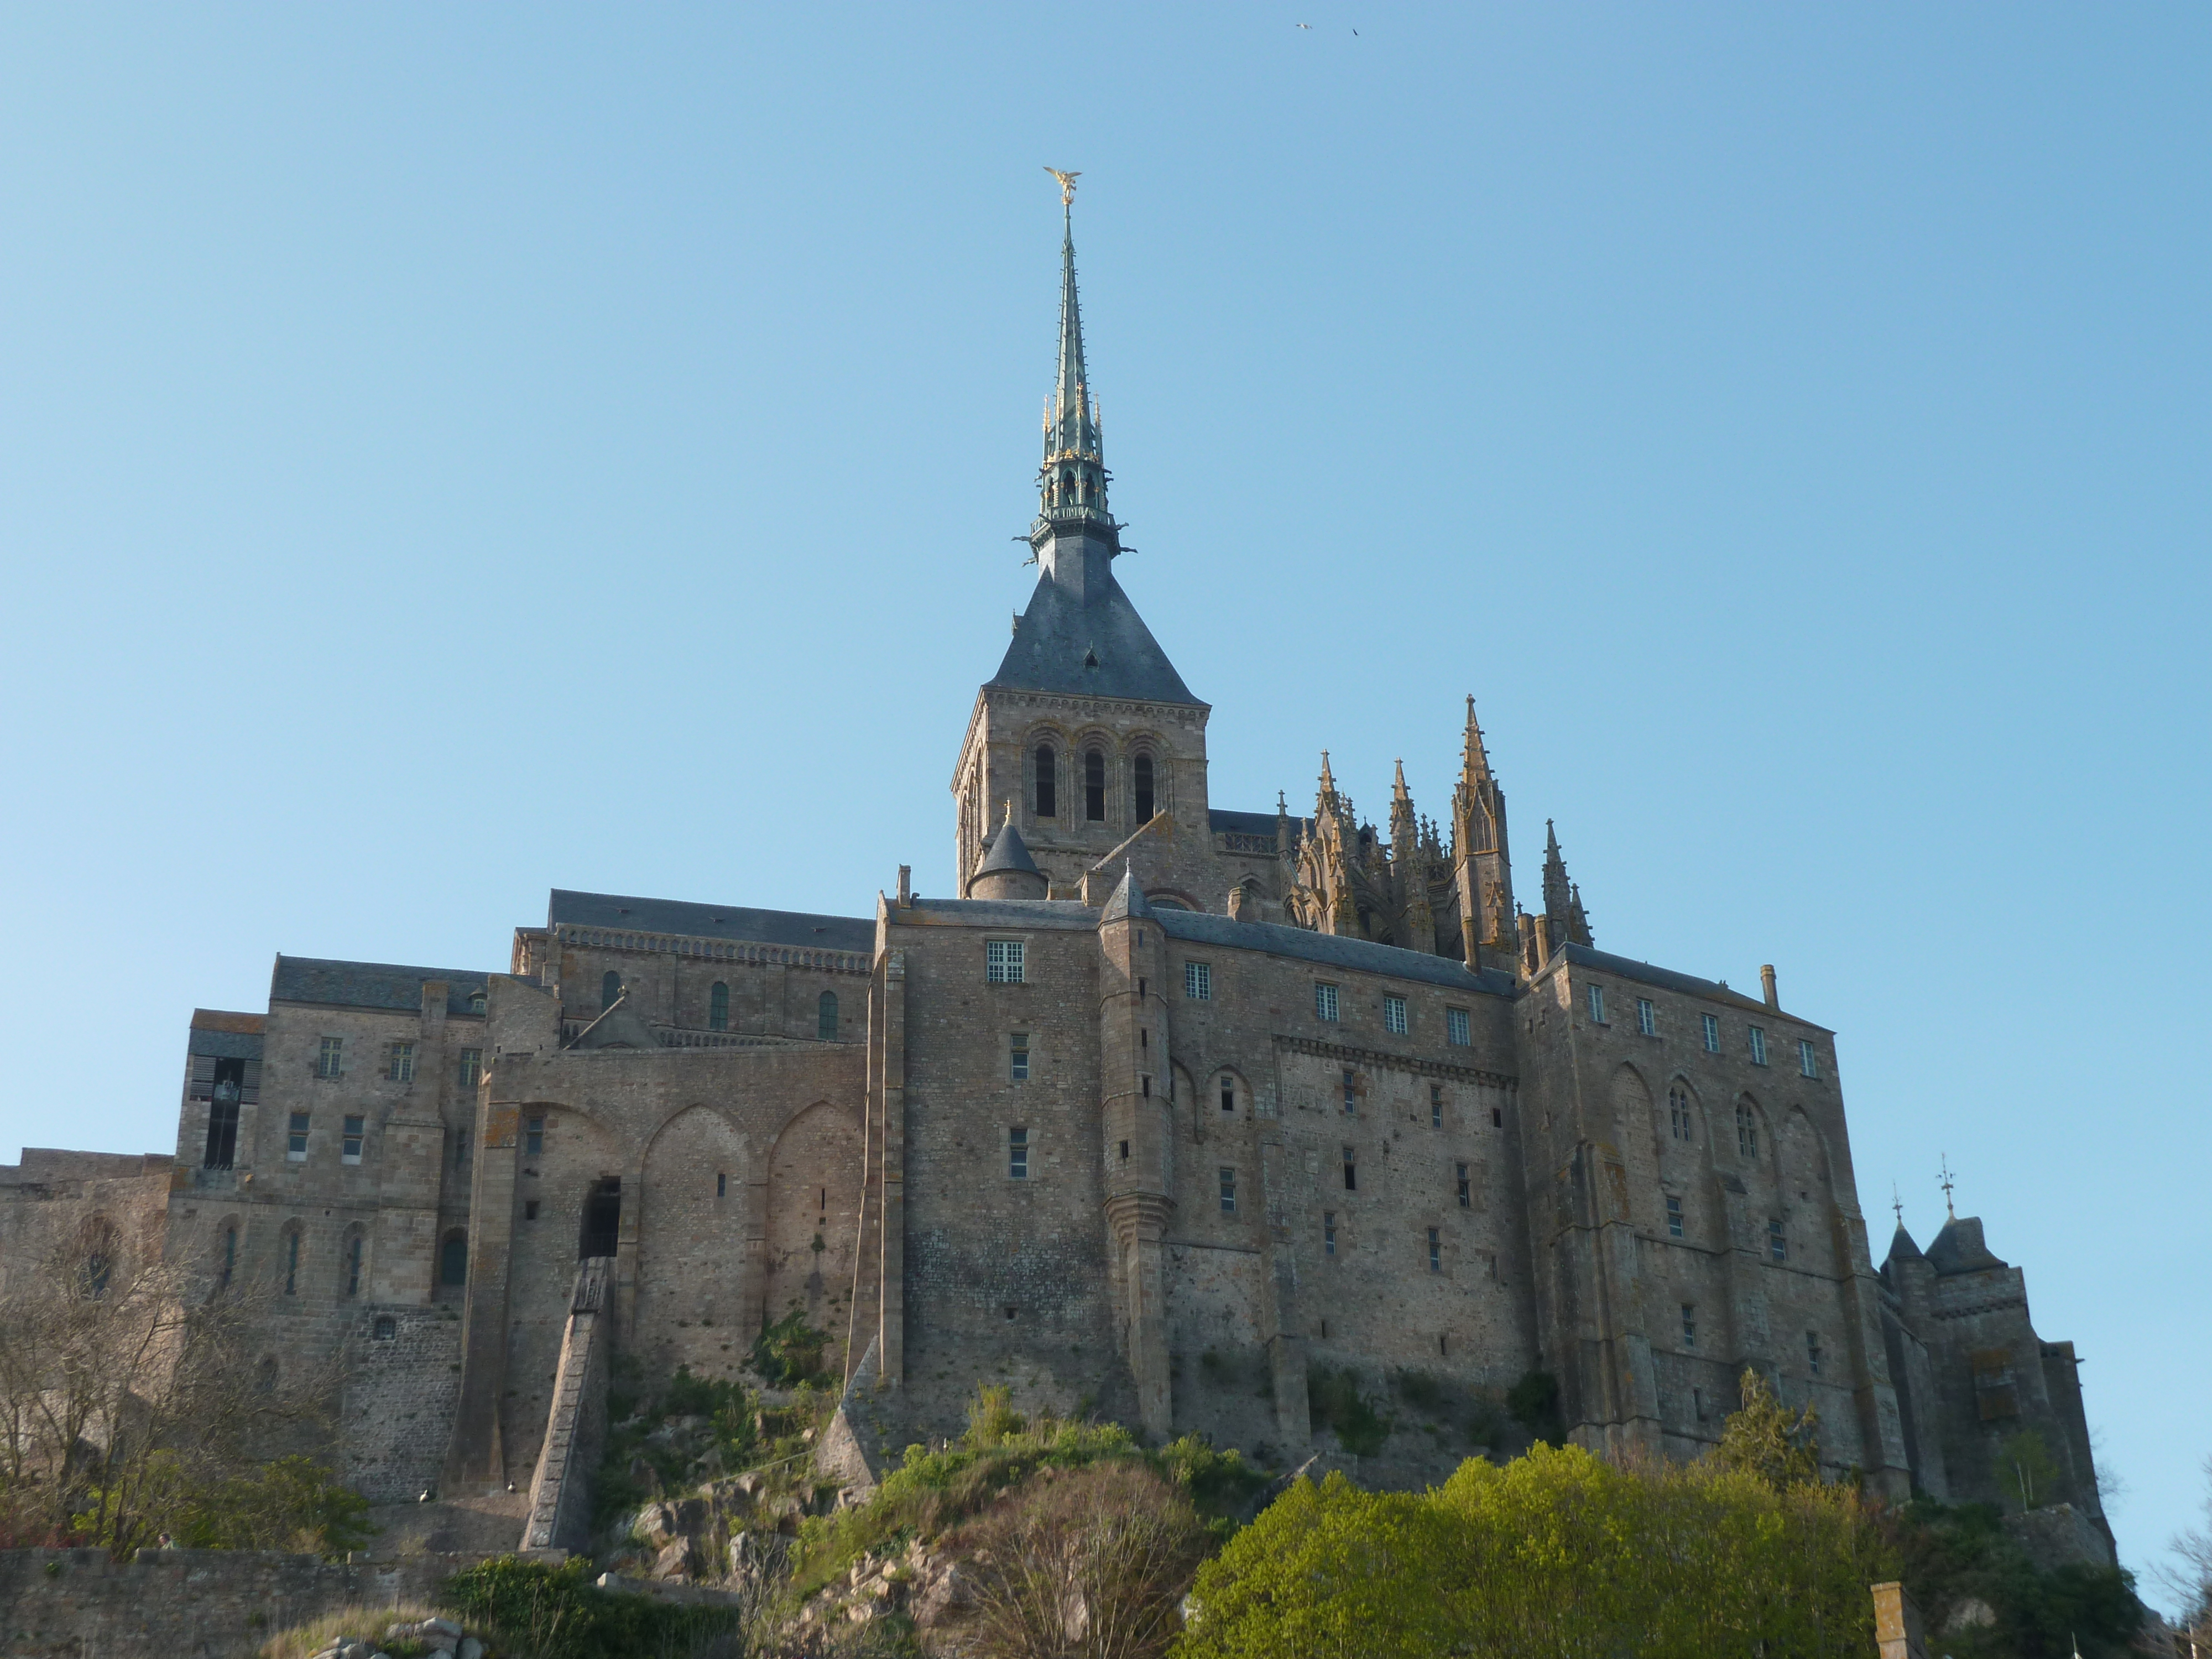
457,1639 -> 483,1659
914,1563 -> 975,1629
651,1537 -> 693,1580
421,1619 -> 462,1640
637,1501 -> 682,1545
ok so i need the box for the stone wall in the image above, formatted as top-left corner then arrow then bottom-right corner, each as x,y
0,1547 -> 486,1659
337,1303 -> 466,1503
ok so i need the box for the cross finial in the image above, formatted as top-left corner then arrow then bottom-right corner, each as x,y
1938,1154 -> 1957,1220
1892,1183 -> 1903,1228
1045,166 -> 1080,206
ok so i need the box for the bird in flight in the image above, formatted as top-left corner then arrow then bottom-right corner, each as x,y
1295,20 -> 1312,28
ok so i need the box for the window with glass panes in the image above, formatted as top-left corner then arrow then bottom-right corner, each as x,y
987,940 -> 1025,983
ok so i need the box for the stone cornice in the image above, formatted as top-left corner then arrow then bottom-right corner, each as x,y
1273,1032 -> 1516,1092
551,925 -> 871,977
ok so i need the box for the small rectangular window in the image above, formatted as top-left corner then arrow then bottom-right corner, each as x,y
1587,984 -> 1607,1024
457,1048 -> 483,1088
1009,1126 -> 1029,1180
1220,1077 -> 1235,1114
1010,1032 -> 1030,1082
1219,1167 -> 1237,1214
1342,1145 -> 1357,1192
525,1115 -> 544,1156
288,1112 -> 310,1160
1119,1139 -> 1129,1160
1323,1212 -> 1337,1256
1446,1006 -> 1470,1047
1749,1026 -> 1768,1066
1384,994 -> 1408,1035
1666,1194 -> 1684,1238
1427,1227 -> 1442,1274
1314,983 -> 1339,1022
1806,1329 -> 1823,1377
1701,1013 -> 1721,1053
1342,1068 -> 1357,1115
317,1036 -> 344,1079
524,1199 -> 540,1220
987,940 -> 1026,984
388,1041 -> 415,1084
1185,961 -> 1211,1000
1768,1217 -> 1787,1262
1455,1161 -> 1471,1208
342,1114 -> 365,1164
1430,1083 -> 1443,1129
1799,1039 -> 1819,1079
1491,1105 -> 1503,1128
1681,1304 -> 1697,1349
1636,998 -> 1657,1037
716,1172 -> 727,1198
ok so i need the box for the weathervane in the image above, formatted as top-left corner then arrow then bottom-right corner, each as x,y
1045,166 -> 1081,206
1937,1154 -> 1957,1220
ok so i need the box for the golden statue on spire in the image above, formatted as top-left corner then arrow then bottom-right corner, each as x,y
1045,167 -> 1080,206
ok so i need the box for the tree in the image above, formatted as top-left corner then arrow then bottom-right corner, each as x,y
1999,1428 -> 2062,1512
1712,1366 -> 1821,1490
2159,1453 -> 2212,1641
0,1230 -> 348,1555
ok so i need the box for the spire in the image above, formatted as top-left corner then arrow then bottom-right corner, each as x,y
1460,695 -> 1495,783
1389,760 -> 1417,858
1542,820 -> 1594,949
1034,174 -> 1113,538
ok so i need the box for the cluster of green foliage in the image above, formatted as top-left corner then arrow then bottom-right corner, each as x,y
1179,1441 -> 1892,1658
1887,1498 -> 2142,1658
789,1386 -> 1268,1605
750,1308 -> 834,1389
258,1605 -> 446,1659
594,1349 -> 835,1533
441,1555 -> 737,1659
1305,1365 -> 1389,1456
76,1453 -> 373,1558
1505,1368 -> 1566,1447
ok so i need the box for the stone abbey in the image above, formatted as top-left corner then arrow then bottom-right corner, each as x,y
0,201 -> 2110,1559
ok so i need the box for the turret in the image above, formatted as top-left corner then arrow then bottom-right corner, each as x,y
967,808 -> 1048,901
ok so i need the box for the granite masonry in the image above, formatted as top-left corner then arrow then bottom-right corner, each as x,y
0,196 -> 2109,1562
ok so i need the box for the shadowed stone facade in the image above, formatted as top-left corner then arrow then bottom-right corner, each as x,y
0,197 -> 2107,1556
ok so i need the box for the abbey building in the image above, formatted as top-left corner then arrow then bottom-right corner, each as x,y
0,201 -> 2110,1558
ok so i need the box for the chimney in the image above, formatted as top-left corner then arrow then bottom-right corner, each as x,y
1760,964 -> 1778,1010
896,865 -> 912,907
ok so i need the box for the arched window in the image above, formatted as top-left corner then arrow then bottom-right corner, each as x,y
1736,1103 -> 1759,1160
1134,754 -> 1155,823
601,971 -> 622,1012
818,991 -> 839,1040
343,1233 -> 364,1300
709,982 -> 729,1032
1034,745 -> 1057,818
440,1230 -> 469,1287
1668,1087 -> 1693,1141
81,1248 -> 111,1301
1084,748 -> 1107,821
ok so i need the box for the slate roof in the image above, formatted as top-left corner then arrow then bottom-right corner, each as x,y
1209,808 -> 1297,844
271,956 -> 491,1016
1100,866 -> 1152,924
974,822 -> 1041,878
1926,1216 -> 2008,1276
549,890 -> 875,955
1156,910 -> 1516,998
1557,942 -> 1802,1022
987,567 -> 1201,706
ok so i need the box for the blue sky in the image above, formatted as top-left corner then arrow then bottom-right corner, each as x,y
2,3 -> 2205,1597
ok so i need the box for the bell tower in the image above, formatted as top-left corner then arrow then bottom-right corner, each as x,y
952,177 -> 1216,903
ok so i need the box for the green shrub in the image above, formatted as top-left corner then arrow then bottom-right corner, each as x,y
1306,1366 -> 1389,1457
750,1309 -> 832,1389
441,1555 -> 735,1659
1505,1368 -> 1563,1446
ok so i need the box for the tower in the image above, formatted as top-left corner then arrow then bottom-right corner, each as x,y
952,184 -> 1219,905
